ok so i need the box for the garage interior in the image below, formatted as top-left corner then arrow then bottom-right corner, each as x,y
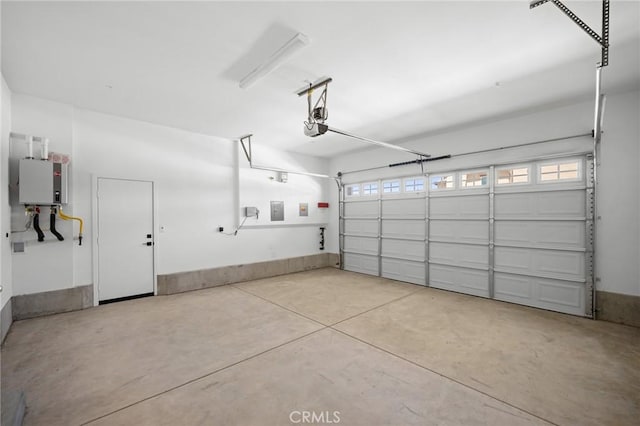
0,1 -> 639,425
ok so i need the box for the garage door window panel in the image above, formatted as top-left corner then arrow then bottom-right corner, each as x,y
346,184 -> 360,197
497,166 -> 530,185
362,182 -> 378,196
538,160 -> 581,183
404,177 -> 425,192
461,170 -> 488,188
383,180 -> 401,194
430,175 -> 455,190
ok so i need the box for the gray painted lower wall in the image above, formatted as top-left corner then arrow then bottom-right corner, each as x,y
12,284 -> 93,321
11,256 -> 636,329
1,299 -> 13,344
3,254 -> 340,321
158,253 -> 339,295
596,290 -> 640,328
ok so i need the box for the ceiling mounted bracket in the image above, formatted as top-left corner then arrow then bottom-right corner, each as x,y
297,77 -> 332,126
296,77 -> 431,158
530,0 -> 609,66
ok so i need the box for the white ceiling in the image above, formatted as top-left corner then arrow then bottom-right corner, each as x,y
2,1 -> 639,158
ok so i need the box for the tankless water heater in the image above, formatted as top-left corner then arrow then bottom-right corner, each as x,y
18,159 -> 68,205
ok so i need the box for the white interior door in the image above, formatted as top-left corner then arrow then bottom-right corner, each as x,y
97,178 -> 154,301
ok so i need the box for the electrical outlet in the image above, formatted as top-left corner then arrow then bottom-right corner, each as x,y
218,226 -> 224,232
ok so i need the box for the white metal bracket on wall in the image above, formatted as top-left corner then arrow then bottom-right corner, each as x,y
238,134 -> 335,180
530,0 -> 609,141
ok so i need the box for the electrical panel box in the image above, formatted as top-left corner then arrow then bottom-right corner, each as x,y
277,172 -> 288,183
244,207 -> 258,218
270,201 -> 284,221
19,159 -> 68,205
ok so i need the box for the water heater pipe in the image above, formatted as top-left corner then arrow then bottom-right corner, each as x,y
26,135 -> 34,159
50,208 -> 64,241
42,138 -> 50,161
33,212 -> 45,242
58,207 -> 84,245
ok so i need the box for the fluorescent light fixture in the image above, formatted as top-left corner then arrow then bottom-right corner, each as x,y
239,32 -> 310,89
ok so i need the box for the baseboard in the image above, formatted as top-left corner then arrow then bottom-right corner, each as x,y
158,253 -> 339,295
328,252 -> 340,268
596,290 -> 640,328
1,299 -> 13,344
12,284 -> 94,321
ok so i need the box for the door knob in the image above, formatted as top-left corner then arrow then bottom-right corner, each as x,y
143,242 -> 154,246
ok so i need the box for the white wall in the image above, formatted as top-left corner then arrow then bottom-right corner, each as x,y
9,89 -> 637,298
329,90 -> 640,297
9,94 -> 330,296
1,74 -> 13,309
10,96 -> 74,294
596,90 -> 640,296
239,143 -> 331,227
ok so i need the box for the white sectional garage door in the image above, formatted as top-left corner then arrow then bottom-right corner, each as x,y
341,155 -> 594,317
429,175 -> 490,298
381,195 -> 426,285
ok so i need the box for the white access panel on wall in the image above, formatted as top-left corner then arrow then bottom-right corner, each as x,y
97,178 -> 154,301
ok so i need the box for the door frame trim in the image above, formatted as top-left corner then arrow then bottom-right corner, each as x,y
92,175 -> 158,306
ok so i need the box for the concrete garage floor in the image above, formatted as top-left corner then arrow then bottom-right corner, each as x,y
2,268 -> 639,426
